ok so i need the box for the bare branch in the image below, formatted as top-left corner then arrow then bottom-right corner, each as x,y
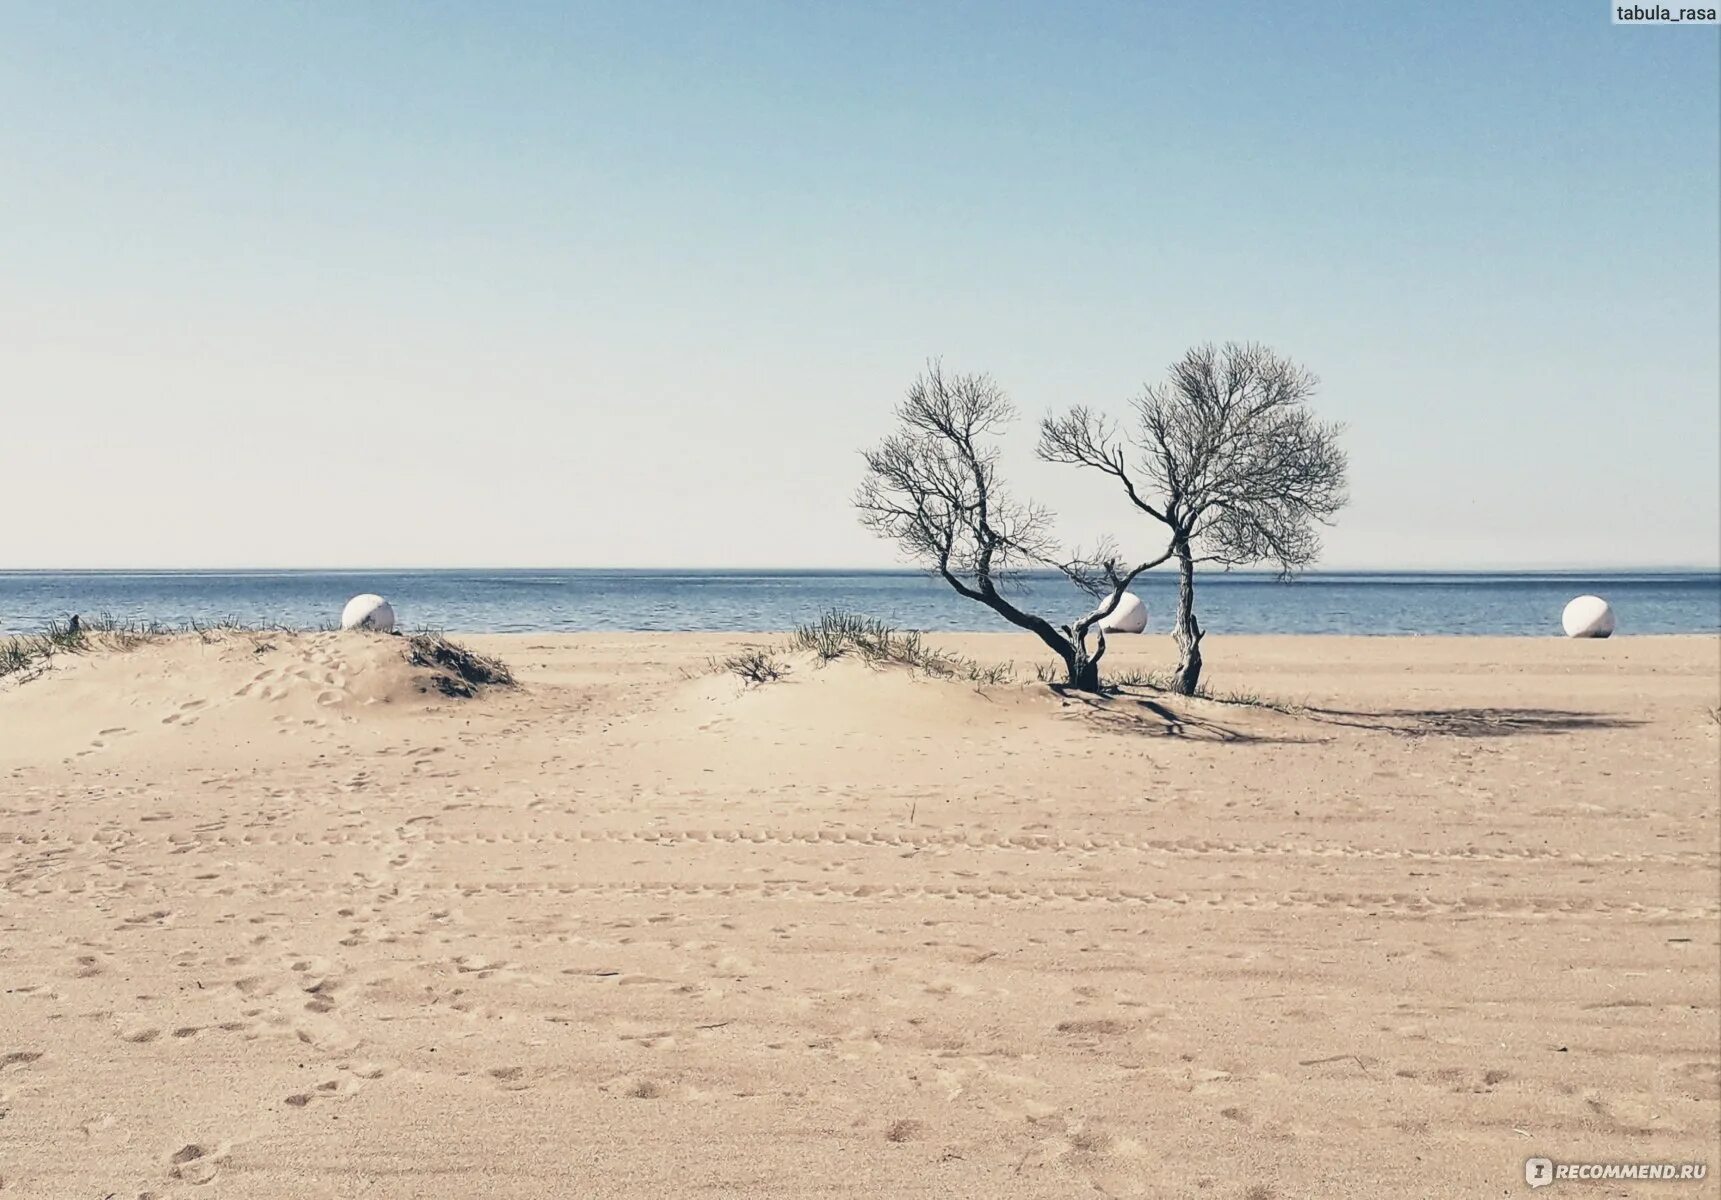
1036,342 -> 1349,695
1037,408 -> 1170,524
1128,342 -> 1347,574
858,362 -> 1155,691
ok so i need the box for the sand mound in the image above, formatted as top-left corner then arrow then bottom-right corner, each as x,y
593,651 -> 1061,797
597,649 -> 1306,800
0,629 -> 513,765
681,651 -> 1057,733
679,649 -> 1299,742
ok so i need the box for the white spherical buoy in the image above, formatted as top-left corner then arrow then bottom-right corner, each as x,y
340,593 -> 396,633
1561,595 -> 1615,639
1096,591 -> 1149,634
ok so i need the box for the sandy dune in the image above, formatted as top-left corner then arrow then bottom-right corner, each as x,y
1,631 -> 1716,1198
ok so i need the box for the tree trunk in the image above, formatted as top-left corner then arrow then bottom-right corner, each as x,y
1172,544 -> 1202,696
1070,655 -> 1102,693
1062,643 -> 1103,693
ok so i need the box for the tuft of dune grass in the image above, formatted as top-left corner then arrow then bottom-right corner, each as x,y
0,613 -> 173,683
712,647 -> 791,685
404,630 -> 516,697
789,610 -> 1014,685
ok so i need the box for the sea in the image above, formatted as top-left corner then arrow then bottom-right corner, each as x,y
0,569 -> 1717,638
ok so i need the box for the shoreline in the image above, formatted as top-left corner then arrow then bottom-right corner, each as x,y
453,630 -> 1721,640
5,569 -> 1719,640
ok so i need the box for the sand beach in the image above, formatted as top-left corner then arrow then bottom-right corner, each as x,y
1,630 -> 1716,1198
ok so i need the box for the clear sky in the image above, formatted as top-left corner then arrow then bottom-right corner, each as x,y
2,1 -> 1716,570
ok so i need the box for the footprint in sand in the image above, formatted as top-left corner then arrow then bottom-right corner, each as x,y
285,1079 -> 347,1107
66,953 -> 105,979
77,1112 -> 130,1147
301,977 -> 340,1014
159,701 -> 207,726
884,1119 -> 927,1143
167,1143 -> 220,1185
1054,1017 -> 1130,1037
284,1060 -> 389,1108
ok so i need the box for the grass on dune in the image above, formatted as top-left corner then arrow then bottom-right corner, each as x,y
0,613 -> 175,684
782,611 -> 1291,707
405,630 -> 517,696
0,614 -> 514,697
711,647 -> 792,686
707,612 -> 1013,688
790,610 -> 1015,685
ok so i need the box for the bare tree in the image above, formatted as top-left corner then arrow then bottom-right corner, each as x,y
1039,343 -> 1347,696
857,363 -> 1171,693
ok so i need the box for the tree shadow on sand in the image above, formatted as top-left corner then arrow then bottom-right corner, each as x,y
1298,705 -> 1645,739
1051,689 -> 1319,744
1053,688 -> 1643,744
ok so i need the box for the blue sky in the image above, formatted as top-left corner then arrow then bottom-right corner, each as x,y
1,2 -> 1716,568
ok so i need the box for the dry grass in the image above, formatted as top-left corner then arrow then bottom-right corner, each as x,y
713,647 -> 791,686
790,611 -> 1014,685
0,614 -> 175,684
405,631 -> 517,697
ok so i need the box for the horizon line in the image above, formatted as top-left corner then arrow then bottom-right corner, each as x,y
3,563 -> 1719,575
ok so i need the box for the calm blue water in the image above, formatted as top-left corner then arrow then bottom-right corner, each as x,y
0,569 -> 1716,637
